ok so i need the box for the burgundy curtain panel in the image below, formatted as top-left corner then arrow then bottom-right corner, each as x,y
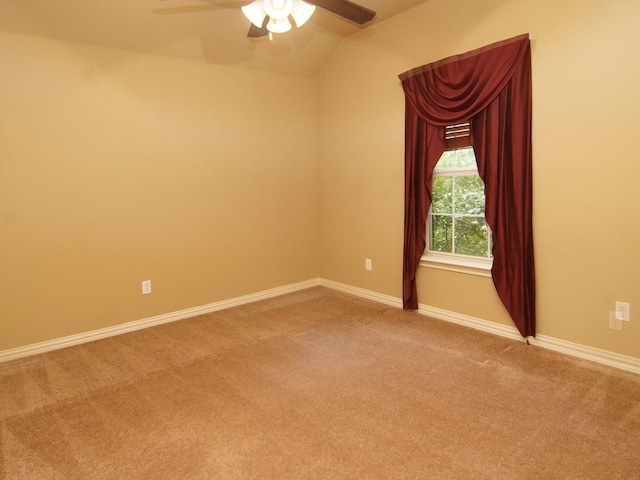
399,34 -> 535,338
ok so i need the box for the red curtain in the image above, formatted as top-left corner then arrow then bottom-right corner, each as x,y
399,34 -> 535,338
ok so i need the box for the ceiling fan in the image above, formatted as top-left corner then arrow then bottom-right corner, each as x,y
242,0 -> 377,38
153,0 -> 377,38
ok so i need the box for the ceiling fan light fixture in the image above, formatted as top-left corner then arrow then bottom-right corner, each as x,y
266,16 -> 292,33
242,0 -> 375,38
264,0 -> 293,20
290,0 -> 316,27
241,0 -> 267,28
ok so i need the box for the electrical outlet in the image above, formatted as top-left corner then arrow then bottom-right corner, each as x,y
609,311 -> 623,331
615,301 -> 630,322
365,258 -> 372,271
142,280 -> 152,295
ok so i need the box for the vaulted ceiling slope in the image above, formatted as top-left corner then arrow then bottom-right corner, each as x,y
0,0 -> 430,77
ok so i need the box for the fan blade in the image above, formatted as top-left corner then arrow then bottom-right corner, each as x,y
151,4 -> 219,15
248,24 -> 269,37
305,0 -> 376,25
247,16 -> 270,38
152,1 -> 246,15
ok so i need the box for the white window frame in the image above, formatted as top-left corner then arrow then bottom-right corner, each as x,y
421,148 -> 493,278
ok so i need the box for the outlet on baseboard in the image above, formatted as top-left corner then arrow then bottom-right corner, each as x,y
142,280 -> 152,295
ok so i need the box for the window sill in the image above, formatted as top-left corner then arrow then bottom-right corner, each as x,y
420,253 -> 492,278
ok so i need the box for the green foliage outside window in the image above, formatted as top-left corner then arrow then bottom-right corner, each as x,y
429,148 -> 492,258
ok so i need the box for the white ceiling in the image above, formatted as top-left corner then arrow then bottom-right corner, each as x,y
0,0 -> 430,77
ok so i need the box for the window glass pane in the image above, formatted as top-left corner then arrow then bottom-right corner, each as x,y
454,217 -> 489,257
454,175 -> 485,215
431,215 -> 452,253
436,151 -> 455,169
454,147 -> 476,168
432,176 -> 452,213
428,142 -> 492,262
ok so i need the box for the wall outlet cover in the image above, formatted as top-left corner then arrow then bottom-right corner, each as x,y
609,311 -> 623,331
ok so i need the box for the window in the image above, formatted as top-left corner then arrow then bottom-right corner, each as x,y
422,123 -> 492,276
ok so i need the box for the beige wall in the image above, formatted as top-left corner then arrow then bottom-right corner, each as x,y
2,0 -> 640,360
0,32 -> 319,350
319,0 -> 640,357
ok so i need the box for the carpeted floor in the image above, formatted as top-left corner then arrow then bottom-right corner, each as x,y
1,287 -> 639,479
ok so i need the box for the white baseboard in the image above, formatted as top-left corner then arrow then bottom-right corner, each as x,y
320,279 -> 404,309
3,278 -> 640,376
320,279 -> 640,375
0,279 -> 321,364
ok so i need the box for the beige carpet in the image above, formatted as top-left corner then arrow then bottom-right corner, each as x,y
1,287 -> 639,479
